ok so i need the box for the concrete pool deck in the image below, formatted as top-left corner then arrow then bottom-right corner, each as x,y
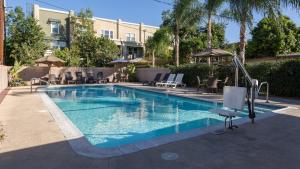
0,84 -> 300,169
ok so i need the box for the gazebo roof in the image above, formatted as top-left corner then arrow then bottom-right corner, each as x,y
193,48 -> 233,58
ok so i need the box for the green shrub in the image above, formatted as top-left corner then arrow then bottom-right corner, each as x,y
169,59 -> 300,97
170,64 -> 213,87
244,60 -> 300,97
126,64 -> 138,82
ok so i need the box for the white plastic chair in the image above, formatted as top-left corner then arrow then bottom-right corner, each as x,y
168,74 -> 186,88
210,86 -> 247,134
156,74 -> 176,87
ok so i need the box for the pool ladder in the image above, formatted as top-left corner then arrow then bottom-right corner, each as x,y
256,82 -> 269,103
30,78 -> 50,93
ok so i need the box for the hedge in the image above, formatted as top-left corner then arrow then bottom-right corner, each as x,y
171,59 -> 300,97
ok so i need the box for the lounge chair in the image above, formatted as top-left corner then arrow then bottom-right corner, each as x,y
97,72 -> 107,83
160,73 -> 170,83
64,72 -> 75,84
168,73 -> 186,88
48,74 -> 60,85
86,71 -> 96,84
209,86 -> 247,134
143,73 -> 162,86
156,74 -> 176,87
75,72 -> 85,84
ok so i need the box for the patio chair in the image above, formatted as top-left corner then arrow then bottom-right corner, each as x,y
197,76 -> 206,91
75,72 -> 85,84
218,77 -> 229,90
207,76 -> 219,93
86,71 -> 96,84
64,72 -> 75,84
168,73 -> 186,88
209,86 -> 247,134
156,74 -> 176,87
97,72 -> 107,83
143,73 -> 162,86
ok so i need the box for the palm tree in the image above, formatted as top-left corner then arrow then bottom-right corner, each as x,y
228,0 -> 280,64
202,0 -> 225,65
204,0 -> 224,49
172,0 -> 203,66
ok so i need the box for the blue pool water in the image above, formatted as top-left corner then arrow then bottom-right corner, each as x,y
45,85 -> 277,148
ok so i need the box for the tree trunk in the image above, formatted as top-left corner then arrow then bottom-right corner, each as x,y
207,13 -> 212,66
175,24 -> 180,66
152,50 -> 155,67
239,16 -> 247,64
207,13 -> 212,49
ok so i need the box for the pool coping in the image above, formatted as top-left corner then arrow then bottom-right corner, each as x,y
38,84 -> 293,159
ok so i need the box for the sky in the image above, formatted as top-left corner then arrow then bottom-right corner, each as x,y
5,0 -> 300,43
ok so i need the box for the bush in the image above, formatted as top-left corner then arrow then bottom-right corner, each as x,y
170,60 -> 300,97
244,60 -> 300,97
170,64 -> 213,87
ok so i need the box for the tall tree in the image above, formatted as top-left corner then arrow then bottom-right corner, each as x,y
163,0 -> 203,66
228,0 -> 280,64
6,7 -> 46,65
145,27 -> 172,67
69,9 -> 119,67
247,15 -> 299,57
203,0 -> 224,49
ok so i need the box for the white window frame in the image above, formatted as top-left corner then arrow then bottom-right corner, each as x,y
50,40 -> 60,49
100,30 -> 114,39
126,33 -> 135,42
50,22 -> 60,34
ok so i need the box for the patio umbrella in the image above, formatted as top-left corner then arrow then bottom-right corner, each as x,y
129,58 -> 150,64
109,58 -> 129,64
193,48 -> 233,65
36,53 -> 65,75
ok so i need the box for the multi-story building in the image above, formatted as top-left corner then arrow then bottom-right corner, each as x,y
33,4 -> 159,59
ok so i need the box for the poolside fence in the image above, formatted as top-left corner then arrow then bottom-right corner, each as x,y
18,66 -> 171,84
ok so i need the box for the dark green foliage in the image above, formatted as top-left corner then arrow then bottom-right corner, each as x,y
170,60 -> 300,97
69,9 -> 119,67
6,7 -> 46,65
179,23 -> 226,64
126,64 -> 138,82
170,64 -> 213,86
247,16 -> 300,58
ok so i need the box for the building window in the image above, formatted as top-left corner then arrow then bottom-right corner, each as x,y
50,41 -> 60,49
126,33 -> 135,42
50,41 -> 66,49
50,22 -> 60,34
100,30 -> 114,39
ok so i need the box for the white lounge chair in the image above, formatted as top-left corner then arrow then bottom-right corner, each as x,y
168,73 -> 186,88
156,74 -> 176,87
210,86 -> 247,134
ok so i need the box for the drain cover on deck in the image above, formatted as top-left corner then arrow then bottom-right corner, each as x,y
161,152 -> 179,160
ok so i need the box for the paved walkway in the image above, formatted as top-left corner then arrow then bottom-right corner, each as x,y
0,85 -> 300,169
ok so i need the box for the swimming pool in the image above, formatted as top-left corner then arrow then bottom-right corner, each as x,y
45,85 -> 278,149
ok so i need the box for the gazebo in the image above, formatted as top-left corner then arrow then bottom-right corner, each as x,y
193,48 -> 233,65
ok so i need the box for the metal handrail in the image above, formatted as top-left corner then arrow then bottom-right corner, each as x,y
31,78 -> 49,93
257,82 -> 269,103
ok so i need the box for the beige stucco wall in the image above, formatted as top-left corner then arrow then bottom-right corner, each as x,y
19,67 -> 115,84
0,65 -> 8,93
136,68 -> 170,82
18,66 -> 170,84
94,19 -> 118,39
38,9 -> 69,39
